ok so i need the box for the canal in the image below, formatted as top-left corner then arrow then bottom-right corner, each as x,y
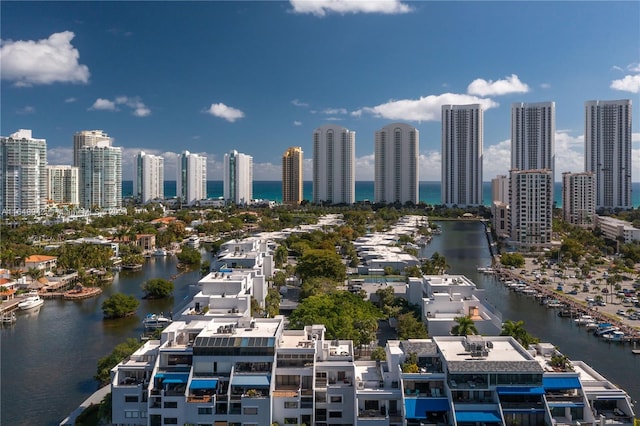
422,220 -> 640,405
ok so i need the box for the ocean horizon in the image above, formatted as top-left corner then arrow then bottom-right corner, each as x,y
123,181 -> 640,208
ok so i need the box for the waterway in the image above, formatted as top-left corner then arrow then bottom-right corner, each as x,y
421,220 -> 640,405
0,254 -> 210,426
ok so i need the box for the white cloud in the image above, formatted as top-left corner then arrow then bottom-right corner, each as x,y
64,97 -> 77,103
289,0 -> 412,16
355,154 -> 375,180
610,74 -> 640,93
322,107 -> 347,115
291,99 -> 309,107
467,74 -> 530,96
633,132 -> 640,144
419,151 -> 442,181
89,96 -> 151,116
0,31 -> 89,86
253,162 -> 282,181
482,139 -> 512,181
205,103 -> 245,122
293,120 -> 302,126
356,93 -> 498,121
90,98 -> 117,111
628,63 -> 640,73
540,83 -> 551,89
16,106 -> 35,115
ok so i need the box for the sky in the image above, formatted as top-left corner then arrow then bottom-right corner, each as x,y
1,0 -> 639,182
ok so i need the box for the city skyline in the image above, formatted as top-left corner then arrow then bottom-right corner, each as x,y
1,1 -> 639,182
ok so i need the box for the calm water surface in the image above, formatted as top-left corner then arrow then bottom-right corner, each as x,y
1,255 -> 209,426
422,220 -> 640,405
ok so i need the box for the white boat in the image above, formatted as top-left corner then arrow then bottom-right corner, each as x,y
18,291 -> 44,310
601,330 -> 626,341
186,236 -> 200,249
574,315 -> 594,325
153,248 -> 168,257
584,321 -> 599,330
143,313 -> 172,329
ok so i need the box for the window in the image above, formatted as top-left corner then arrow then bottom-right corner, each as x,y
125,395 -> 139,403
124,411 -> 139,418
164,418 -> 178,425
164,401 -> 178,408
284,401 -> 298,409
329,411 -> 342,418
198,407 -> 213,415
243,407 -> 258,415
330,395 -> 342,403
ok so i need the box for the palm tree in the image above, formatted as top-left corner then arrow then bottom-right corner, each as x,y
500,320 -> 538,347
451,315 -> 478,336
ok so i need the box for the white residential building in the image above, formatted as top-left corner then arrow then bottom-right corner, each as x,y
491,175 -> 509,204
595,216 -> 640,244
282,146 -> 303,205
441,104 -> 483,207
585,99 -> 633,210
509,169 -> 553,248
78,145 -> 122,210
562,172 -> 595,228
73,130 -> 112,167
511,102 -> 555,176
0,129 -> 48,215
135,151 -> 164,203
46,165 -> 79,206
177,151 -> 207,205
313,124 -> 355,205
223,150 -> 253,205
374,123 -> 419,205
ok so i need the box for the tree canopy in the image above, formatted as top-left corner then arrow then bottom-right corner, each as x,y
95,338 -> 142,384
296,249 -> 346,282
500,252 -> 525,268
500,319 -> 539,348
289,291 -> 382,347
397,312 -> 428,340
450,315 -> 478,336
177,246 -> 202,265
102,293 -> 139,319
142,278 -> 174,299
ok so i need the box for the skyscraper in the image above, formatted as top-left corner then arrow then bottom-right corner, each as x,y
282,147 -> 303,205
223,150 -> 253,205
73,130 -> 112,167
135,151 -> 164,203
312,124 -> 355,205
441,104 -> 483,207
177,151 -> 207,205
511,102 -> 555,173
78,145 -> 122,209
491,175 -> 509,204
584,99 -> 632,210
509,169 -> 553,248
0,129 -> 47,215
374,123 -> 419,204
562,172 -> 595,228
46,165 -> 79,206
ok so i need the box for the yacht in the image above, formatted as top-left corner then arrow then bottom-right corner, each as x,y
143,313 -> 172,329
18,291 -> 44,310
153,248 -> 168,257
574,315 -> 594,325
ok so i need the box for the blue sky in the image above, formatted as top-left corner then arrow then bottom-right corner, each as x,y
2,1 -> 639,181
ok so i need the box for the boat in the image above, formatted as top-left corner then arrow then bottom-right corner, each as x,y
594,324 -> 619,336
574,315 -> 595,325
1,312 -> 16,324
186,236 -> 200,249
584,321 -> 599,330
18,291 -> 44,310
601,330 -> 626,342
143,313 -> 172,329
153,248 -> 168,257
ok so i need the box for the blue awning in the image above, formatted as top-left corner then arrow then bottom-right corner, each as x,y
405,398 -> 450,419
455,411 -> 502,423
497,386 -> 545,395
231,375 -> 270,387
548,402 -> 585,408
190,379 -> 218,390
543,377 -> 581,390
162,373 -> 189,384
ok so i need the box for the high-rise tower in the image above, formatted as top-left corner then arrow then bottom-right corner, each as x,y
374,123 -> 419,204
135,151 -> 164,203
177,151 -> 207,206
312,125 -> 355,205
441,104 -> 483,207
223,150 -> 253,205
78,145 -> 122,209
282,147 -> 303,205
73,130 -> 112,167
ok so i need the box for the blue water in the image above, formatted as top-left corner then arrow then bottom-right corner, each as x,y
123,181 -> 640,207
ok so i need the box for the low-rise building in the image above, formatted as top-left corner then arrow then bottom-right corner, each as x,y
595,216 -> 640,243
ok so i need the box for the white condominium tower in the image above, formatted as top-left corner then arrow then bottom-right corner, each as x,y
282,146 -> 303,205
73,130 -> 112,167
46,165 -> 79,206
374,123 -> 419,204
177,151 -> 207,205
78,145 -> 122,209
135,151 -> 164,203
312,124 -> 355,205
511,102 -> 555,173
585,99 -> 632,210
441,104 -> 483,207
223,150 -> 253,205
491,175 -> 509,204
0,129 -> 47,215
562,172 -> 595,228
509,169 -> 553,247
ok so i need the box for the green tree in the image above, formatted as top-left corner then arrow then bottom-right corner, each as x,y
177,246 -> 202,265
102,293 -> 140,319
397,312 -> 428,340
401,352 -> 419,373
274,245 -> 288,268
296,249 -> 346,282
141,278 -> 174,299
265,288 -> 281,318
450,315 -> 478,336
371,346 -> 386,361
500,319 -> 539,348
95,338 -> 142,384
300,276 -> 339,300
289,291 -> 382,347
500,252 -> 525,268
